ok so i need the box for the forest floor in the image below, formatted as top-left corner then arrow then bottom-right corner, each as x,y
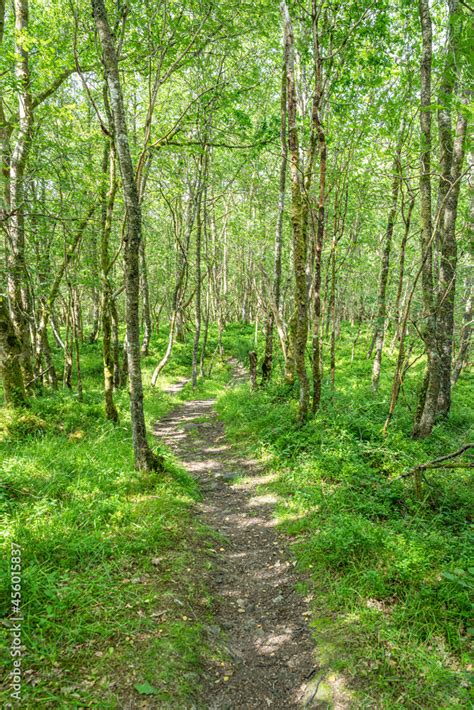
1,325 -> 471,708
155,362 -> 348,709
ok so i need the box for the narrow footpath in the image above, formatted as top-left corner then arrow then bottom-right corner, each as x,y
154,368 -> 342,709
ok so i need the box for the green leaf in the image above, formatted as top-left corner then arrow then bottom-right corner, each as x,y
441,572 -> 458,582
134,682 -> 159,696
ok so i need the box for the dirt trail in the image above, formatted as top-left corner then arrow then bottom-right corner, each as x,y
155,368 -> 333,709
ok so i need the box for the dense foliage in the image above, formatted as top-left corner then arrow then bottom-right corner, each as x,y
0,0 -> 472,706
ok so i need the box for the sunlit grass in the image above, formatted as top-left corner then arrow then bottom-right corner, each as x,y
0,329 -> 221,707
216,323 -> 473,708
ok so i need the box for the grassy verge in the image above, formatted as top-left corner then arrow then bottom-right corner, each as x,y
0,329 -> 235,707
215,324 -> 473,708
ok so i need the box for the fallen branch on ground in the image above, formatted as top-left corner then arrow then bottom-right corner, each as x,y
393,444 -> 473,500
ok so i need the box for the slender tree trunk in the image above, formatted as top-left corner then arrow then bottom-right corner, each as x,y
151,179 -> 198,385
7,0 -> 34,386
200,187 -> 211,377
249,350 -> 258,390
92,0 -> 161,471
100,142 -> 119,422
414,0 -> 467,434
192,173 -> 203,388
140,236 -> 152,356
281,1 -> 309,420
390,187 -> 414,352
63,298 -> 73,390
311,0 -> 327,412
110,296 -> 121,388
451,270 -> 472,386
371,133 -> 403,390
262,60 -> 287,383
329,233 -> 337,390
436,106 -> 468,415
72,287 -> 83,402
200,279 -> 210,377
413,0 -> 438,438
34,206 -> 93,390
88,223 -> 100,344
88,299 -> 100,344
50,314 -> 65,350
120,332 -> 128,386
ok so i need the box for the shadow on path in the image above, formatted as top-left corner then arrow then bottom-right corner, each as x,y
154,370 -> 349,709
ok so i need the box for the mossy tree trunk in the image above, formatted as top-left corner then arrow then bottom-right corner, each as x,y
311,0 -> 327,413
7,0 -> 34,387
413,0 -> 439,439
0,294 -> 27,406
281,0 -> 309,421
436,106 -> 468,415
92,0 -> 161,471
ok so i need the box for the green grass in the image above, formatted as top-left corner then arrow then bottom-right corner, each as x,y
0,329 -> 234,707
215,323 -> 473,708
2,321 -> 471,707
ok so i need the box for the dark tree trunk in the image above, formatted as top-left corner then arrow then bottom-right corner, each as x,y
311,0 -> 327,412
63,298 -> 73,390
262,60 -> 287,384
249,350 -> 258,390
7,0 -> 34,386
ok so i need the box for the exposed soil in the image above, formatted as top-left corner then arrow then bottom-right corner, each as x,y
154,366 -> 344,709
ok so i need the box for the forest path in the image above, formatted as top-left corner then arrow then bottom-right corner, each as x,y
154,365 -> 329,709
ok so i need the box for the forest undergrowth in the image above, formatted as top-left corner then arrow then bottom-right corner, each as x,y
216,324 -> 473,708
1,324 -> 472,708
0,328 -> 236,707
